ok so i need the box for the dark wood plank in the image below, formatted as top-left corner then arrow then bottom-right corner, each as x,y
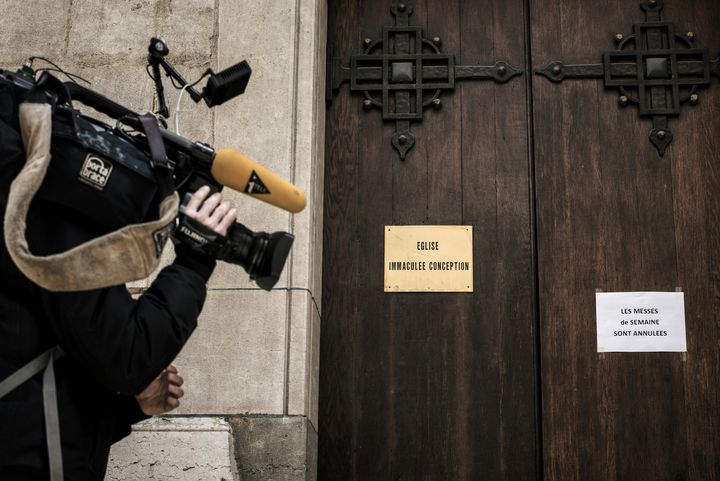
383,0 -> 435,477
352,0 -> 398,478
488,0 -> 540,478
424,0 -> 464,479
669,2 -> 720,479
457,0 -> 506,475
319,0 -> 362,479
459,0 -> 538,478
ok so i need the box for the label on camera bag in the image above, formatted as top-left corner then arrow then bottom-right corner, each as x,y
153,221 -> 176,258
78,154 -> 113,190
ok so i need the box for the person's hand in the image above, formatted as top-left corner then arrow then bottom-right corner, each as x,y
181,185 -> 237,236
135,365 -> 185,416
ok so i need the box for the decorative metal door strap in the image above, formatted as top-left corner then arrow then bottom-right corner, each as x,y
536,0 -> 720,156
327,0 -> 521,160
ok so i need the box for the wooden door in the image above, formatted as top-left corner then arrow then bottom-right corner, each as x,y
321,0 -> 720,480
531,0 -> 720,480
320,0 -> 537,480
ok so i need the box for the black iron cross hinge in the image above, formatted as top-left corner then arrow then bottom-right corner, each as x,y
326,0 -> 522,161
536,0 -> 720,156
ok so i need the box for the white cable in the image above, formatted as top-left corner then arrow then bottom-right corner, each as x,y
174,83 -> 194,135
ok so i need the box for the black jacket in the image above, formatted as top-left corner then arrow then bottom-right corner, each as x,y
0,83 -> 216,480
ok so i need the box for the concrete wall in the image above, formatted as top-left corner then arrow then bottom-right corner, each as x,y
0,1 -> 325,479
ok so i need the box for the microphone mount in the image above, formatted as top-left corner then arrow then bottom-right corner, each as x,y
147,37 -> 251,118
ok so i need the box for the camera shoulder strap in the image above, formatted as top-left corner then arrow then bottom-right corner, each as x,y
0,345 -> 65,481
138,112 -> 174,199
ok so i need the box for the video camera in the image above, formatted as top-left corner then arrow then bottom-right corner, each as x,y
0,38 -> 306,291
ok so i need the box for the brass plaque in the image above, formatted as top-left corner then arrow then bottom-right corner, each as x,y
384,225 -> 473,292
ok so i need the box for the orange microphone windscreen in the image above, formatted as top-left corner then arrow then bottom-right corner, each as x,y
211,148 -> 307,213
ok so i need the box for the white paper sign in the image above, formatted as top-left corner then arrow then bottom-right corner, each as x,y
595,292 -> 687,352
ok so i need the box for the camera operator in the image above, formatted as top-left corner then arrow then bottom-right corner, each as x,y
0,165 -> 236,481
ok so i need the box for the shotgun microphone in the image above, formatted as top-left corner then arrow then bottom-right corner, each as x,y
211,148 -> 307,213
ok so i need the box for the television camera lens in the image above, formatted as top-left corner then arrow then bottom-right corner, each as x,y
219,223 -> 294,291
